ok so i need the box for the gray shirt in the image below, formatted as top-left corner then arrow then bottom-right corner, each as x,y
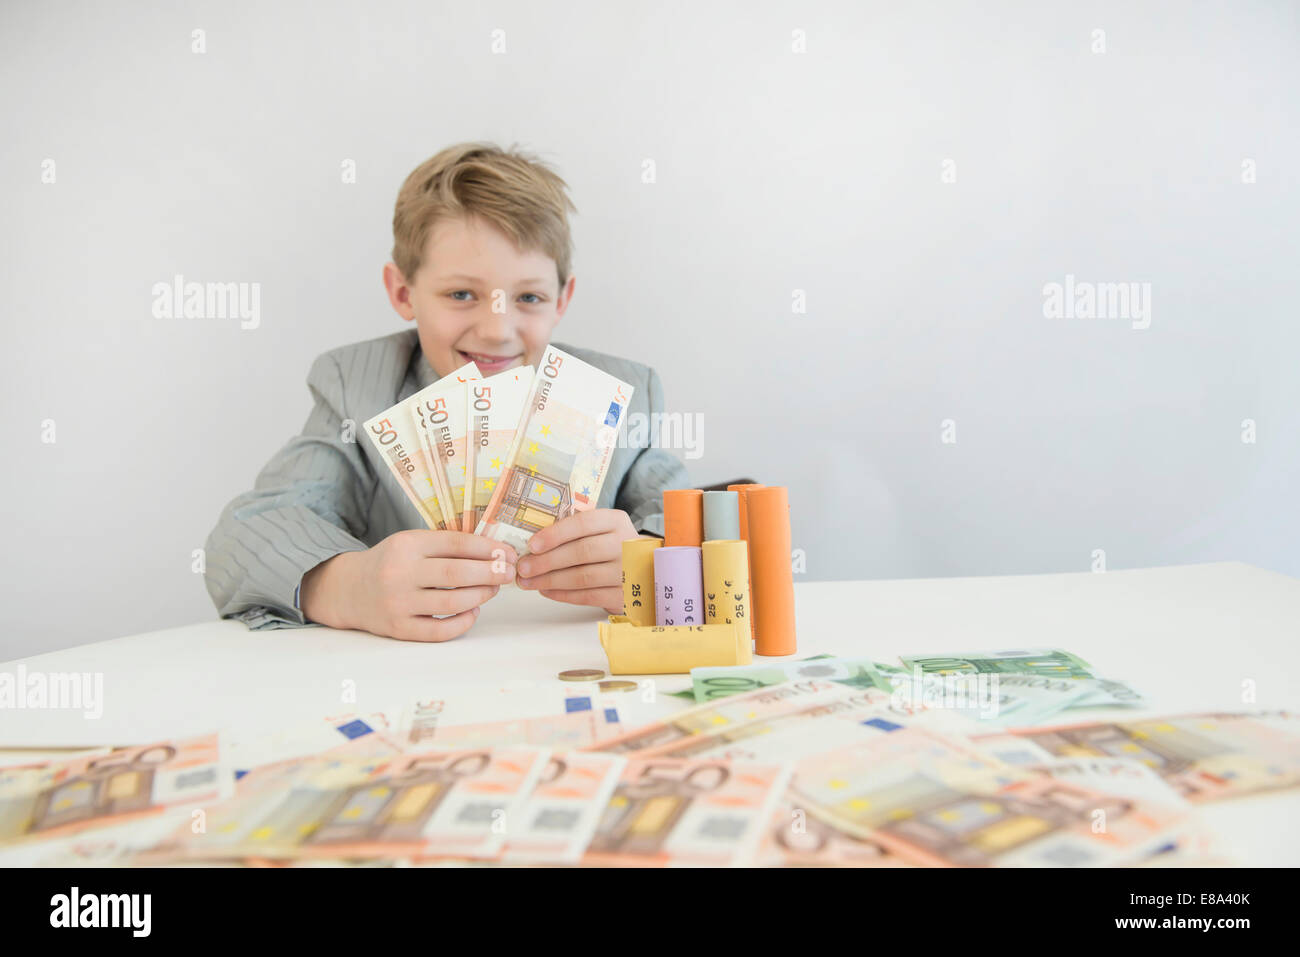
203,329 -> 689,629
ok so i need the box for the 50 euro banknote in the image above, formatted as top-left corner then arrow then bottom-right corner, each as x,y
584,679 -> 847,756
476,347 -> 633,553
364,394 -> 455,530
0,735 -> 226,846
465,366 -> 535,536
148,746 -> 550,863
789,729 -> 1188,867
581,756 -> 790,866
409,362 -> 481,532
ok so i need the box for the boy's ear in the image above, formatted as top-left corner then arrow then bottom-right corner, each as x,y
382,262 -> 416,321
555,274 -> 577,317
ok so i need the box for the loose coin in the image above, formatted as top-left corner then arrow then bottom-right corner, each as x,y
598,680 -> 638,693
558,669 -> 606,682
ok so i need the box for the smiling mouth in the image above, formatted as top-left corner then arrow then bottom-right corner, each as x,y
459,350 -> 522,368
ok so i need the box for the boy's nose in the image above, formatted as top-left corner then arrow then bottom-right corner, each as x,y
476,305 -> 518,339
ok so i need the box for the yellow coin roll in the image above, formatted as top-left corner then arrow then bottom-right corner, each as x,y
599,618 -> 753,674
620,537 -> 662,626
702,539 -> 751,631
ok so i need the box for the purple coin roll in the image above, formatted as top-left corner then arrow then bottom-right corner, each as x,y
653,546 -> 705,627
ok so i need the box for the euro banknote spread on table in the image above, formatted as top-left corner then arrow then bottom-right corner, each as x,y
2,648 -> 1294,867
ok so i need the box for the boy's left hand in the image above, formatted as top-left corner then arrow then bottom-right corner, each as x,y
516,508 -> 639,614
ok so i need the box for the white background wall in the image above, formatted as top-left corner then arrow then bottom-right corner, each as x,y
3,0 -> 1297,659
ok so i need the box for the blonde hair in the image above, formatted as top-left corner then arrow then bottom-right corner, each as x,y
392,142 -> 577,289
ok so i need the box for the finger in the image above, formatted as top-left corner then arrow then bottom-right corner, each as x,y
414,557 -> 517,588
391,607 -> 481,643
521,560 -> 619,593
538,586 -> 623,612
527,510 -> 620,555
516,533 -> 618,580
409,584 -> 499,617
419,531 -> 518,563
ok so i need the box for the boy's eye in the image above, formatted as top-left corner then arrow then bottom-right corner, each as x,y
449,290 -> 474,301
519,293 -> 543,304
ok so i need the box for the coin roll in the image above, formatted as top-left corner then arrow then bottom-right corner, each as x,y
702,490 -> 740,541
620,537 -> 661,626
745,486 -> 796,656
599,619 -> 752,674
663,488 -> 704,547
726,484 -> 763,639
702,539 -> 751,632
653,545 -> 704,627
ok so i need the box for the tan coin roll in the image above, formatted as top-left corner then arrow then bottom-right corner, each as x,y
726,484 -> 764,639
745,486 -> 796,656
662,488 -> 704,547
620,537 -> 662,626
599,618 -> 752,674
702,540 -> 751,633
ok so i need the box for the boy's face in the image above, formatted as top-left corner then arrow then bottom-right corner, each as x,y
383,214 -> 574,379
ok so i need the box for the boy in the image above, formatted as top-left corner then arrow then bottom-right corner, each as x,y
204,143 -> 688,642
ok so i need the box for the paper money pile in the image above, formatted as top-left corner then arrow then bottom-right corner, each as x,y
363,346 -> 633,552
2,649 -> 1297,867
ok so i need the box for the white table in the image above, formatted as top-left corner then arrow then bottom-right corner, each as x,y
2,562 -> 1298,864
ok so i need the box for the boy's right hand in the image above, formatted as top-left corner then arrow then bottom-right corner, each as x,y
300,531 -> 517,642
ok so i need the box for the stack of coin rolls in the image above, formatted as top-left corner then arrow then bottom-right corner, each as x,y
605,483 -> 795,675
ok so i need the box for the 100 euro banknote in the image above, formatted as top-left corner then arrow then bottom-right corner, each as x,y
686,656 -> 893,703
899,648 -> 1143,710
476,347 -> 632,552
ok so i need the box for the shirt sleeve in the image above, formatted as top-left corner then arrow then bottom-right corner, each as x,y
614,366 -> 691,537
202,353 -> 376,629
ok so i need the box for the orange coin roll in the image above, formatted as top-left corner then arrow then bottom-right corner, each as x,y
745,485 -> 796,656
662,488 -> 704,547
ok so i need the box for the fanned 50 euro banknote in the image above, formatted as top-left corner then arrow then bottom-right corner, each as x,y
465,366 -> 535,536
476,347 -> 632,552
364,401 -> 452,530
408,361 -> 481,532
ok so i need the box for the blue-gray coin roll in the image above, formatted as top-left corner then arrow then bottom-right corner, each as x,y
702,490 -> 740,541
